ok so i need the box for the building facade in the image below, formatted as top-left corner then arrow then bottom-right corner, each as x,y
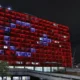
0,7 -> 72,68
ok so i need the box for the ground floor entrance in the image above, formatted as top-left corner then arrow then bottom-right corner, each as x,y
0,76 -> 30,80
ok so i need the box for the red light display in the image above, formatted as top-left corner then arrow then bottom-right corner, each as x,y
0,8 -> 72,67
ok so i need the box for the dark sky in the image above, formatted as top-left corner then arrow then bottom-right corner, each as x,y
0,0 -> 80,64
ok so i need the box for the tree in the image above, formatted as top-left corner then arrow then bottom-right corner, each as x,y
0,60 -> 9,76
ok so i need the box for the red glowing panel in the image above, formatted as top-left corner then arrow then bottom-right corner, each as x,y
0,8 -> 72,67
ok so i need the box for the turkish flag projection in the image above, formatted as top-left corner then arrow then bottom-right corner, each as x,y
0,8 -> 72,67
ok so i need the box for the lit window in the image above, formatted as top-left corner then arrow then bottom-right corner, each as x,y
54,41 -> 59,43
3,45 -> 8,49
36,62 -> 39,65
16,61 -> 21,64
37,41 -> 39,44
43,34 -> 47,37
53,23 -> 58,26
16,20 -> 22,25
59,45 -> 62,47
30,28 -> 35,32
32,62 -> 35,65
10,23 -> 16,28
4,36 -> 10,41
10,46 -> 16,51
16,51 -> 21,56
63,35 -> 67,38
0,50 -> 4,54
5,27 -> 10,32
7,7 -> 12,10
30,48 -> 36,53
39,37 -> 43,41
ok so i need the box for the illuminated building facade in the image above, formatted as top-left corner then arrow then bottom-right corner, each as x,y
0,7 -> 72,68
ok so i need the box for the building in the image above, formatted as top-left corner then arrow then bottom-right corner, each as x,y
0,7 -> 72,72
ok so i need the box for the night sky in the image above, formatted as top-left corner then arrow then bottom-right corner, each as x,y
0,0 -> 80,64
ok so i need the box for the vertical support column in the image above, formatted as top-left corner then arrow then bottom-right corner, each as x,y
57,66 -> 59,72
13,66 -> 15,68
21,76 -> 22,80
24,66 -> 25,69
33,66 -> 35,71
64,67 -> 66,72
19,76 -> 21,80
11,76 -> 13,80
57,64 -> 59,72
2,76 -> 3,80
42,67 -> 44,72
50,67 -> 52,72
